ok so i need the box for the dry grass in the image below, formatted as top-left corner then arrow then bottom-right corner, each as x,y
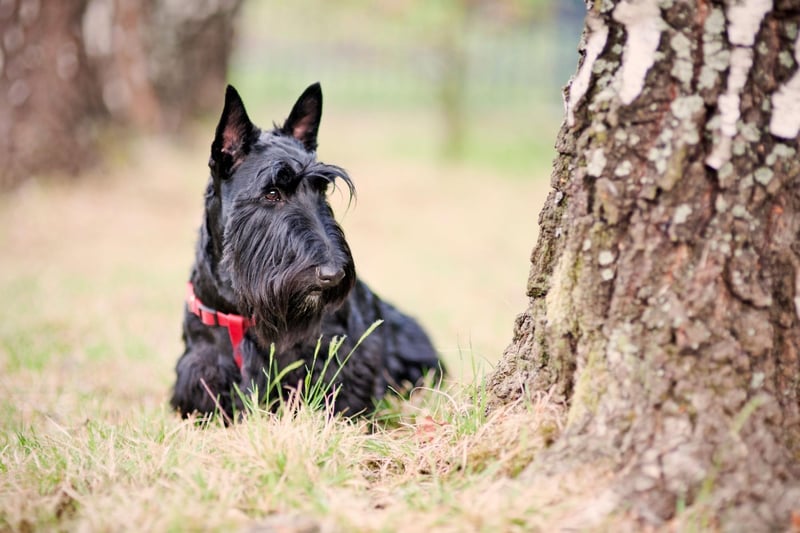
0,110 -> 587,531
1,386 -> 574,531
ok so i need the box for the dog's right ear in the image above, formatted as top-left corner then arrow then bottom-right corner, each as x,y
209,85 -> 258,179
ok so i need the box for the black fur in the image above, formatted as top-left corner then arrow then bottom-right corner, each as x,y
170,83 -> 442,418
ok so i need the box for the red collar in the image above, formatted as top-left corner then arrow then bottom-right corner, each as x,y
186,282 -> 253,370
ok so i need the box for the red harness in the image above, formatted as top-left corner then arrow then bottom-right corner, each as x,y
186,282 -> 253,370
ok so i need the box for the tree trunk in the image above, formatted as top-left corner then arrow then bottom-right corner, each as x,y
438,0 -> 469,159
0,0 -> 242,189
487,1 -> 800,529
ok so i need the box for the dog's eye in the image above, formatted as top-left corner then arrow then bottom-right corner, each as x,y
264,188 -> 282,203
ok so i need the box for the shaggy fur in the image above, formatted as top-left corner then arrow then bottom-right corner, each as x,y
170,83 -> 442,417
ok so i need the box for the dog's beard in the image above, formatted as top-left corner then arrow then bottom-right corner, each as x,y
228,253 -> 354,351
243,283 -> 348,351
301,289 -> 324,310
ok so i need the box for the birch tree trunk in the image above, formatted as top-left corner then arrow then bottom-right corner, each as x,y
487,0 -> 800,528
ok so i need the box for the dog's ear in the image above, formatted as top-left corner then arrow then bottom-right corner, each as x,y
282,82 -> 322,151
210,85 -> 257,179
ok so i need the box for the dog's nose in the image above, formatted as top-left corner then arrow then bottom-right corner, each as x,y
316,264 -> 345,288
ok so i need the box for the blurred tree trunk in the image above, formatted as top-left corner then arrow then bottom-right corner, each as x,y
438,1 -> 468,159
0,0 -> 242,189
488,1 -> 800,529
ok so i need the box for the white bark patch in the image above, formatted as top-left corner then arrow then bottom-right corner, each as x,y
615,160 -> 633,176
82,0 -> 115,57
612,0 -> 663,105
705,136 -> 732,170
566,13 -> 609,127
706,0 -> 772,169
727,0 -> 772,46
770,33 -> 800,139
673,204 -> 693,225
795,269 -> 800,321
721,48 -> 752,138
587,148 -> 607,177
598,250 -> 615,266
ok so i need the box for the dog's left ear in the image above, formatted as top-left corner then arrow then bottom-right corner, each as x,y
282,82 -> 322,152
210,85 -> 258,179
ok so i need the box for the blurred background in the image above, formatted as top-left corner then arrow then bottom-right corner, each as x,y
0,0 -> 585,395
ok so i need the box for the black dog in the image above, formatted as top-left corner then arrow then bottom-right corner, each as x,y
170,83 -> 442,418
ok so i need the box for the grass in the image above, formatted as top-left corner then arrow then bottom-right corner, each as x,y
0,97 -> 578,529
1,383 -> 566,531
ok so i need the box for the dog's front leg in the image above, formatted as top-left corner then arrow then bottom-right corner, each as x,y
170,345 -> 241,420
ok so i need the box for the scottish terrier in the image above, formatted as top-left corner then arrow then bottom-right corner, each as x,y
170,83 -> 442,418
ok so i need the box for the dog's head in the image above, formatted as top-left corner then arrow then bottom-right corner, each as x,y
205,83 -> 356,350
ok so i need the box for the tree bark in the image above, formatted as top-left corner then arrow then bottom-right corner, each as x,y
487,0 -> 800,528
0,0 -> 242,189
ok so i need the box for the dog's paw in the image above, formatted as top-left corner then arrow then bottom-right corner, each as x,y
170,351 -> 240,419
